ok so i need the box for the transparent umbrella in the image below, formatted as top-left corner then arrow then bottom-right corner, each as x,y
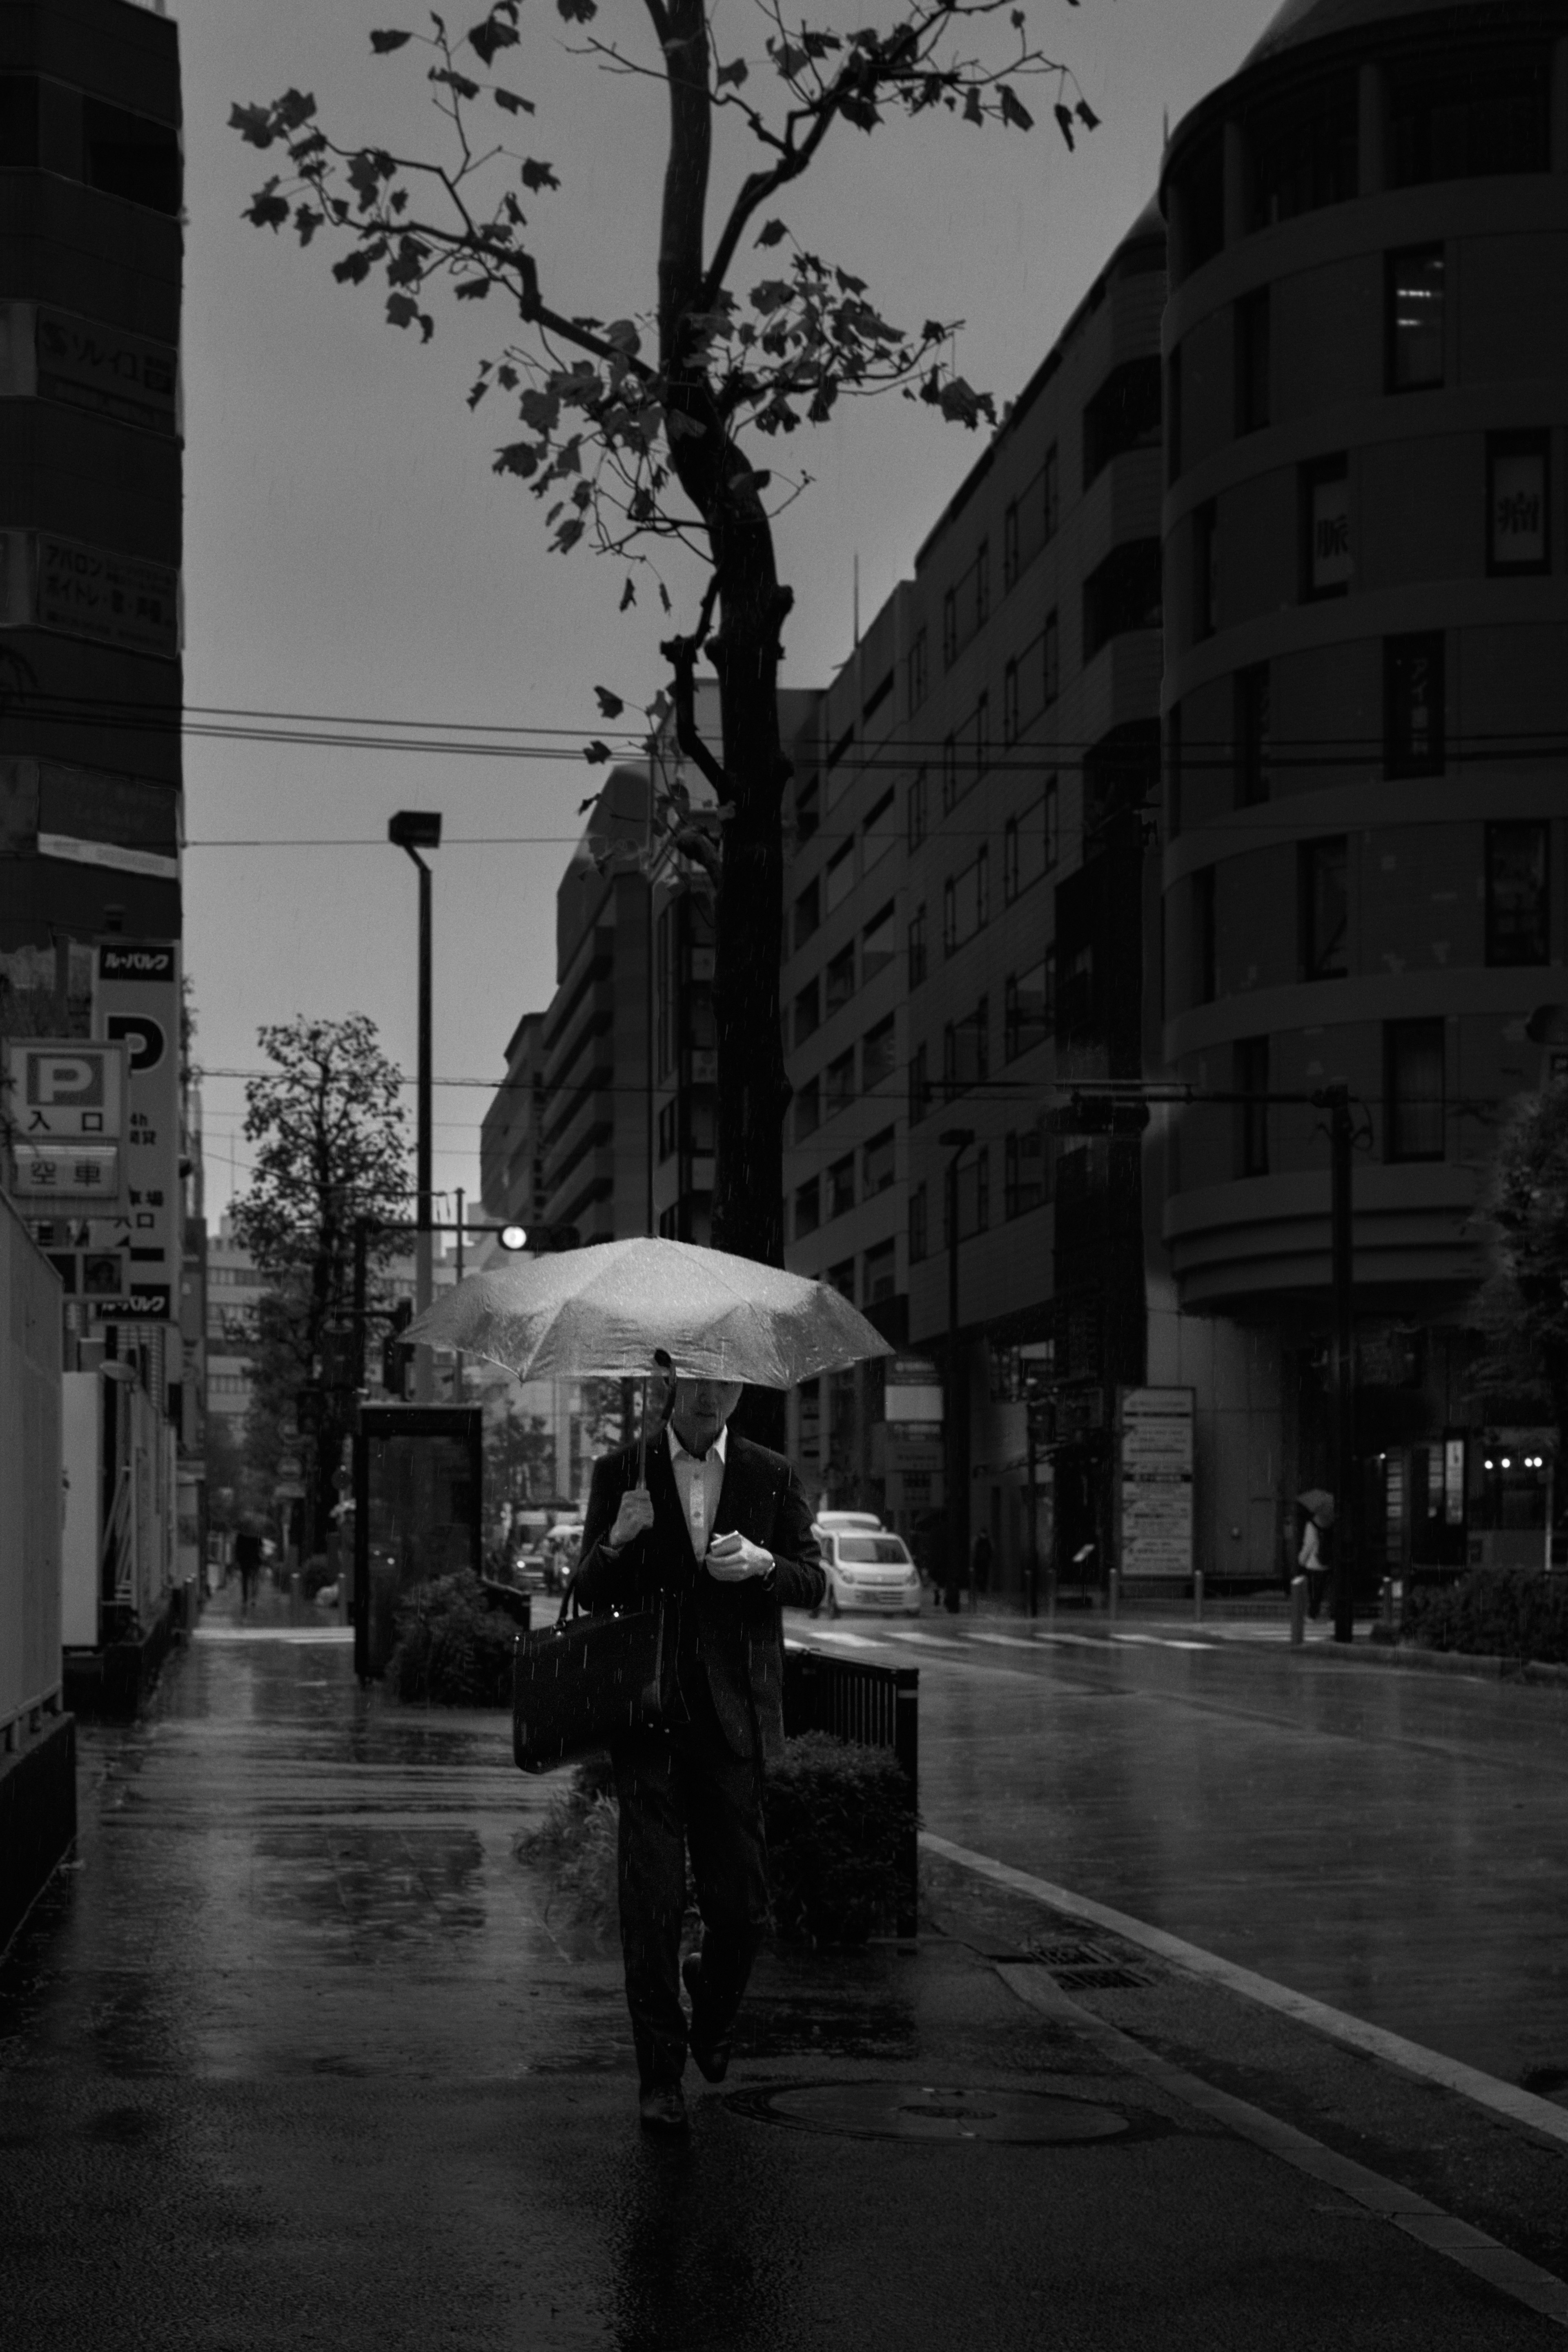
406,1236 -> 893,1389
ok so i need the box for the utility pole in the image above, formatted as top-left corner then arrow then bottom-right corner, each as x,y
388,811 -> 441,1401
1325,1083 -> 1357,1644
940,1127 -> 975,1611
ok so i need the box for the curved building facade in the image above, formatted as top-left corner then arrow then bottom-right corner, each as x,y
1155,0 -> 1568,1581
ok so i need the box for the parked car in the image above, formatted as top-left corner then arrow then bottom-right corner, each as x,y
809,1516 -> 922,1618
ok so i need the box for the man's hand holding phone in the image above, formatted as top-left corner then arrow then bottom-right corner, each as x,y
705,1529 -> 774,1583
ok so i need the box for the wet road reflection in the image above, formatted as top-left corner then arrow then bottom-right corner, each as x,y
789,1614 -> 1568,2091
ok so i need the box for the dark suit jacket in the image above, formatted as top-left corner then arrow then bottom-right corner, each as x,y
575,1431 -> 824,1762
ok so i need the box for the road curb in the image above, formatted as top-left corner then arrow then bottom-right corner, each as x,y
1297,1641 -> 1568,1690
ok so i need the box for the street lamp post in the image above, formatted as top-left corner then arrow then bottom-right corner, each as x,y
940,1126 -> 976,1613
389,811 -> 442,1400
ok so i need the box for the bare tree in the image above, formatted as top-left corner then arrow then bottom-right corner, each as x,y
233,2 -> 1095,1277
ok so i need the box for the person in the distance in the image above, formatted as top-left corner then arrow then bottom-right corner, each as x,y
575,1375 -> 825,2134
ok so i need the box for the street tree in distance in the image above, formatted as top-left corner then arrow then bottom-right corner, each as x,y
232,1 -> 1098,1291
232,1014 -> 408,1548
1482,1077 -> 1568,1468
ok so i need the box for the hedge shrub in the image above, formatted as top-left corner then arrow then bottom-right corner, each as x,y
387,1569 -> 519,1705
518,1734 -> 916,1949
1404,1569 -> 1568,1664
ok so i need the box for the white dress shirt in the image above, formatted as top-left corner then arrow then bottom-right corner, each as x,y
668,1422 -> 728,1562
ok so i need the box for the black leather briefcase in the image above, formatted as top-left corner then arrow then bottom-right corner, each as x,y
512,1590 -> 666,1774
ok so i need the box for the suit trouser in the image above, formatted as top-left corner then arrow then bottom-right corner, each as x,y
610,1703 -> 770,2091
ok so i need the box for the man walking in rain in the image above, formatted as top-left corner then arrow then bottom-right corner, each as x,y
575,1376 -> 825,2133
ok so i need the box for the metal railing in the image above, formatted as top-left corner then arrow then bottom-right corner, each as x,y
783,1643 -> 919,1937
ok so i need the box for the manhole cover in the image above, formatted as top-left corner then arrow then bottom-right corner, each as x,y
735,2082 -> 1132,2143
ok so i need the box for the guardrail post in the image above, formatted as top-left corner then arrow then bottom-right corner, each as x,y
1290,1574 -> 1307,1646
1194,1568 -> 1205,1625
1107,1565 -> 1119,1621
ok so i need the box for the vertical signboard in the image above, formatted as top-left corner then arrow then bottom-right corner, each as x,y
95,941 -> 180,1323
1117,1387 -> 1194,1579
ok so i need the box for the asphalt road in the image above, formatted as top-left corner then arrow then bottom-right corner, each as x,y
785,1608 -> 1568,2097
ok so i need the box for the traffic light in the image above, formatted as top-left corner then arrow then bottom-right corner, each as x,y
381,1299 -> 414,1397
499,1224 -> 580,1253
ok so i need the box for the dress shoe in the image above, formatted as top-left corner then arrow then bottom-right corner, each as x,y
638,2083 -> 688,2133
682,1953 -> 731,2084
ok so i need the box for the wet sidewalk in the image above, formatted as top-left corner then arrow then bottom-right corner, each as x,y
3,1592 -> 1567,2349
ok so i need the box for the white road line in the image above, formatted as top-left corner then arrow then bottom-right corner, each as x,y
874,1627 -> 971,1649
968,1631 -> 1056,1651
997,1963 -> 1568,2330
786,1627 -> 881,1649
923,1831 -> 1568,2152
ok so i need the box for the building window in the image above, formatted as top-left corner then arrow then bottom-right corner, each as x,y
1488,432 -> 1550,575
1385,633 -> 1445,778
657,1099 -> 678,1162
864,789 -> 897,874
1244,69 -> 1357,228
908,905 -> 927,989
793,878 -> 820,952
1172,123 -> 1224,279
828,1258 -> 855,1302
824,836 -> 855,912
909,1180 -> 928,1262
942,733 -> 957,814
794,977 -> 820,1046
795,773 -> 819,844
863,1237 -> 897,1303
1082,357 -> 1162,490
1167,705 -> 1183,838
1385,1018 -> 1446,1162
795,1176 -> 820,1237
1045,776 -> 1060,870
824,942 -> 855,1016
1193,865 -> 1217,1005
862,1015 -> 897,1093
1193,500 -> 1217,641
1486,821 -> 1550,966
908,628 -> 929,713
1043,609 -> 1060,705
1004,800 -> 1049,903
975,540 -> 990,630
1003,657 -> 1019,746
1236,1034 -> 1270,1177
1004,961 -> 1051,1059
863,1126 -> 895,1196
1300,836 -> 1349,980
1387,247 -> 1445,391
1300,455 -> 1350,599
1388,42 -> 1550,187
1167,343 -> 1183,483
944,999 -> 989,1095
1083,540 -> 1163,662
1003,499 -> 1020,591
942,587 -> 957,669
862,901 -> 895,983
656,904 -> 676,1077
944,847 -> 989,954
909,1043 -> 930,1125
863,667 -> 893,723
1004,1125 -> 1047,1217
826,1048 -> 855,1116
952,1146 -> 990,1241
909,766 -> 927,850
1235,664 -> 1271,806
795,1075 -> 821,1141
1234,288 -> 1270,435
829,1154 -> 855,1219
799,1376 -> 821,1456
1043,442 -> 1059,539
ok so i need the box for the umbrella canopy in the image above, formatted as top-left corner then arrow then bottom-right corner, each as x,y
1296,1488 -> 1335,1524
406,1237 -> 894,1389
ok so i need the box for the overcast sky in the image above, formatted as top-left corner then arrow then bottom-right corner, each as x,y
182,0 -> 1277,1232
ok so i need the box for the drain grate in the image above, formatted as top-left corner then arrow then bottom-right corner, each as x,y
731,2080 -> 1135,2144
1051,1965 -> 1154,1992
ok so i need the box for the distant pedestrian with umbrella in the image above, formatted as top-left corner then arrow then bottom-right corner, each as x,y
408,1236 -> 887,2135
234,1521 -> 263,1617
1297,1490 -> 1334,1620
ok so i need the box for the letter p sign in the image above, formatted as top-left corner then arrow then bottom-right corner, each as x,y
27,1052 -> 104,1108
